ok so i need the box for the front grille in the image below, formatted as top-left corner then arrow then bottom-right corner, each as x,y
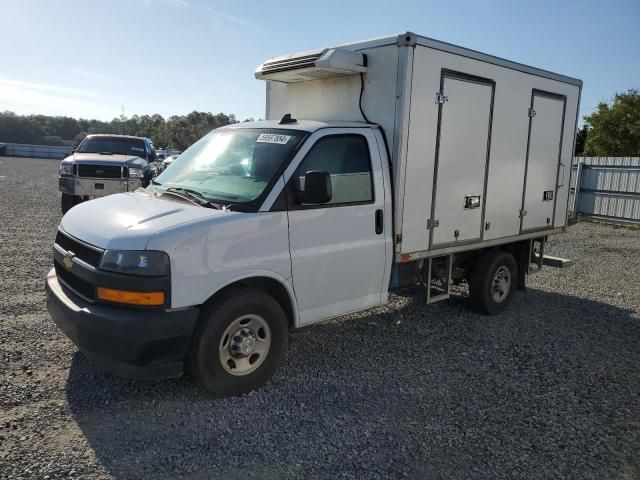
55,261 -> 95,300
77,164 -> 125,179
55,230 -> 103,267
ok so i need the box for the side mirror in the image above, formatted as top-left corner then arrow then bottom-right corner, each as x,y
70,145 -> 77,154
297,170 -> 332,204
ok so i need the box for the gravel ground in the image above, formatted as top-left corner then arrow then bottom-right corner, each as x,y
0,156 -> 639,480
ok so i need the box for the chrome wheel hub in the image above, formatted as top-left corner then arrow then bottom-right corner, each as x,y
491,266 -> 511,303
219,314 -> 271,376
231,328 -> 257,357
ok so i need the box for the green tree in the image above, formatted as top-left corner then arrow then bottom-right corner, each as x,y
41,135 -> 65,146
574,125 -> 588,156
73,131 -> 88,146
582,89 -> 640,156
47,116 -> 81,139
0,111 -> 45,144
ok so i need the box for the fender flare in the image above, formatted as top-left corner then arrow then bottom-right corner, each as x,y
202,270 -> 300,327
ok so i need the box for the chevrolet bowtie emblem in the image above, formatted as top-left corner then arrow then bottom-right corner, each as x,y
63,251 -> 75,271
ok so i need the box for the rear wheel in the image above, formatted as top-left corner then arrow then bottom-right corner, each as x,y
469,250 -> 517,315
61,193 -> 81,214
189,288 -> 288,395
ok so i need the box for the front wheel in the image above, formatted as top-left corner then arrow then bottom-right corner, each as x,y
469,250 -> 517,315
189,288 -> 288,395
61,193 -> 81,214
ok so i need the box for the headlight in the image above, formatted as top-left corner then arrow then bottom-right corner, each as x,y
129,166 -> 144,178
99,250 -> 170,276
59,163 -> 74,176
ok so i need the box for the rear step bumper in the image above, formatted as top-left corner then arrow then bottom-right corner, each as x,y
532,253 -> 574,268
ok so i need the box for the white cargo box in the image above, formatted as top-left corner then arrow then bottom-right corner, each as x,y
259,32 -> 582,259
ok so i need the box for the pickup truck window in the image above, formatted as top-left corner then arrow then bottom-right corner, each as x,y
154,128 -> 305,203
78,137 -> 148,158
295,134 -> 373,205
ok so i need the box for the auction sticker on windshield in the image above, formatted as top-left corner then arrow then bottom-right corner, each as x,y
256,134 -> 291,144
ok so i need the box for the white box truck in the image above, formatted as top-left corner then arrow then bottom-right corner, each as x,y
46,32 -> 581,394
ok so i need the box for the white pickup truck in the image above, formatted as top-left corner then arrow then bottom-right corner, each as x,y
46,33 -> 581,394
58,134 -> 162,213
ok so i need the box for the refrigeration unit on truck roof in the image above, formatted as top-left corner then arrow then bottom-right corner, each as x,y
255,48 -> 367,82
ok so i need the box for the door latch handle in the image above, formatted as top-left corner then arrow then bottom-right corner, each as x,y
375,209 -> 383,234
464,195 -> 481,209
557,162 -> 566,187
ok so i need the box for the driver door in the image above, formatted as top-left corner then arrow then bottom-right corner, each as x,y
283,128 -> 388,325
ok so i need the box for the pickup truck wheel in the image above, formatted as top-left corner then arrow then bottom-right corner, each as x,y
469,250 -> 517,315
61,193 -> 81,214
189,288 -> 288,395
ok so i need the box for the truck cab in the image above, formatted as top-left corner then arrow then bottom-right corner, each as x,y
58,134 -> 161,213
46,120 -> 393,394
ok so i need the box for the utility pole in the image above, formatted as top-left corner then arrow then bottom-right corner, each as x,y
120,105 -> 126,135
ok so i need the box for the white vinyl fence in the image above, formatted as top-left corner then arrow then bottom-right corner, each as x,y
570,157 -> 640,225
0,143 -> 73,160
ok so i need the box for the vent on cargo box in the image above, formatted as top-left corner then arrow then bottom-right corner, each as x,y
255,48 -> 366,83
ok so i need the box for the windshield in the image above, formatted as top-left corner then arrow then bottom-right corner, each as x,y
78,137 -> 147,158
153,128 -> 306,203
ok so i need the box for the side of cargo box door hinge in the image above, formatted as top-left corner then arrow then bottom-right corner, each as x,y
519,209 -> 527,218
435,93 -> 448,104
528,108 -> 536,118
427,219 -> 439,229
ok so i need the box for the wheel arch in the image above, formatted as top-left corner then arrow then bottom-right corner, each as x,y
203,272 -> 299,328
457,241 -> 530,291
468,247 -> 519,315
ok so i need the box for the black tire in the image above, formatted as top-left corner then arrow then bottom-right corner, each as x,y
469,250 -> 518,315
61,193 -> 81,214
189,287 -> 288,395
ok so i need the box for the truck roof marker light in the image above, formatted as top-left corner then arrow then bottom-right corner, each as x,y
97,287 -> 165,306
279,113 -> 297,124
401,254 -> 410,262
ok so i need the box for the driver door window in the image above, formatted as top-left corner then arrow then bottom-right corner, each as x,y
294,134 -> 373,206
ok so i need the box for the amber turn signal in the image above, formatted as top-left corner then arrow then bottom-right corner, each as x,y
97,287 -> 165,306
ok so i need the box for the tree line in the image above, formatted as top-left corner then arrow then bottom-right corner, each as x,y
0,111 -> 249,151
1,89 -> 638,155
575,89 -> 640,156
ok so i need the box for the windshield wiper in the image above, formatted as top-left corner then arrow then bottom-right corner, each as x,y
163,187 -> 223,210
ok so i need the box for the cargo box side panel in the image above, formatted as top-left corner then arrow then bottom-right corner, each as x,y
266,45 -> 400,150
553,88 -> 579,229
399,46 -> 579,254
397,48 -> 440,254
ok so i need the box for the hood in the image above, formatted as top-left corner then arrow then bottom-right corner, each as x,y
68,152 -> 144,165
60,191 -> 234,250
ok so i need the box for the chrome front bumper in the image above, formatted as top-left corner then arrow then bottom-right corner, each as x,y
59,177 -> 143,197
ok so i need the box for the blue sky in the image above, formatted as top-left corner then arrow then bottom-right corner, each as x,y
1,0 -> 638,125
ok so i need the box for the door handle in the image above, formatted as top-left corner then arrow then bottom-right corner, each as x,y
464,195 -> 481,209
557,162 -> 566,187
375,209 -> 383,234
